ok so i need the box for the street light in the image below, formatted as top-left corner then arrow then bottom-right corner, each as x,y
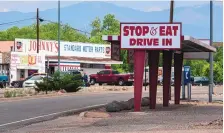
58,0 -> 61,72
209,0 -> 213,102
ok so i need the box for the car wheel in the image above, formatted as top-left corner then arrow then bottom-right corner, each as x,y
90,79 -> 96,85
14,83 -> 20,88
99,83 -> 102,86
118,79 -> 124,86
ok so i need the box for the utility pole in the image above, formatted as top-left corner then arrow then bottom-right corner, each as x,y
170,0 -> 174,23
168,0 -> 174,100
209,0 -> 213,102
58,0 -> 61,71
36,8 -> 39,53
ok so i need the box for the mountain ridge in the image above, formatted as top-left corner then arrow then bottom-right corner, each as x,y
0,1 -> 222,41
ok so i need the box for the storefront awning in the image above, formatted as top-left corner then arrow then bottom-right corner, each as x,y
46,56 -> 123,65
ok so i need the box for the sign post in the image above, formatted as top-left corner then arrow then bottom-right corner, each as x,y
120,22 -> 182,111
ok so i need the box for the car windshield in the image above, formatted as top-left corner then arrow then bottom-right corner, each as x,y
194,77 -> 202,81
29,75 -> 43,80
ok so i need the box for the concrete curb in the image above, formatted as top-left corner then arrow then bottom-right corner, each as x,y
0,104 -> 106,132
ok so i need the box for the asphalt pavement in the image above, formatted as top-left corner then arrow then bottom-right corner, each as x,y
0,86 -> 222,132
0,92 -> 148,132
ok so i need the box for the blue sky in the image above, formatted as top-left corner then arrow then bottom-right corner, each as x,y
0,1 -> 222,12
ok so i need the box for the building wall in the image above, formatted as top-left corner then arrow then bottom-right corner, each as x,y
10,52 -> 45,82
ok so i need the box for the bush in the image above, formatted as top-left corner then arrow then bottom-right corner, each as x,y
35,71 -> 83,93
4,88 -> 36,98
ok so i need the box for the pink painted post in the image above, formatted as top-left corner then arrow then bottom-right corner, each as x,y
134,50 -> 146,111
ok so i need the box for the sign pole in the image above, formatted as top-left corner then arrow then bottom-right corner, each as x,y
133,50 -> 145,111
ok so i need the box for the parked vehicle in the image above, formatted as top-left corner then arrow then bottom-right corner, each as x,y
11,76 -> 31,88
23,75 -> 50,88
192,76 -> 210,86
11,73 -> 47,88
0,75 -> 8,88
89,69 -> 134,86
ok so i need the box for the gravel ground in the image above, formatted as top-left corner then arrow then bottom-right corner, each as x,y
7,89 -> 223,133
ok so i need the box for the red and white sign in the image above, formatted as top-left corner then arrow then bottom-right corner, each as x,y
120,23 -> 182,49
14,38 -> 111,58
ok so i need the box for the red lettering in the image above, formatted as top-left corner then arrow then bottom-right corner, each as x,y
160,26 -> 166,36
37,41 -> 40,51
129,26 -> 135,36
54,42 -> 58,53
166,26 -> 172,36
154,38 -> 159,46
130,38 -> 136,46
130,38 -> 159,46
41,41 -> 45,50
28,41 -> 32,51
123,26 -> 129,36
33,41 -> 37,51
135,26 -> 142,36
147,39 -> 153,46
50,42 -> 53,52
162,38 -> 172,46
173,26 -> 178,36
142,26 -> 149,36
123,26 -> 149,36
137,38 -> 143,45
46,42 -> 49,51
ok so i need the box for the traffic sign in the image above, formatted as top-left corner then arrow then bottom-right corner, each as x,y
184,66 -> 191,85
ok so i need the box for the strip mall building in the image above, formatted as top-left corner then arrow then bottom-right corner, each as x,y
10,38 -> 122,82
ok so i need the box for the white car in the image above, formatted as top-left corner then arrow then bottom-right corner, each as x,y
23,75 -> 48,88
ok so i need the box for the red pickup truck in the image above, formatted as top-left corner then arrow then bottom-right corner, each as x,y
89,69 -> 134,86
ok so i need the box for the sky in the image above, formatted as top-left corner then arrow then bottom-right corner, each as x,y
0,1 -> 222,13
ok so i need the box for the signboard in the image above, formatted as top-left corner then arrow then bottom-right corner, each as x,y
184,66 -> 191,85
120,23 -> 182,49
111,42 -> 121,61
184,39 -> 210,60
14,38 -> 111,58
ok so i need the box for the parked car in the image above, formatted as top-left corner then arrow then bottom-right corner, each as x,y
11,76 -> 31,88
89,69 -> 134,86
23,75 -> 50,88
11,73 -> 47,88
192,76 -> 210,86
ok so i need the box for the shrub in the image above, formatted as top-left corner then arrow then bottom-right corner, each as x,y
3,88 -> 36,98
35,71 -> 83,93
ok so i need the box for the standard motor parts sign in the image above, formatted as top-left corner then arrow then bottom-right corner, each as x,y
120,23 -> 182,49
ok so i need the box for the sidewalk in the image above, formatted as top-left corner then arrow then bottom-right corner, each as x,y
8,86 -> 223,133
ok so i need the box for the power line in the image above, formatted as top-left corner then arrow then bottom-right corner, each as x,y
0,17 -> 35,26
40,18 -> 91,35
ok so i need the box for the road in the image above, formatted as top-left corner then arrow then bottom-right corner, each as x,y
0,92 -> 148,129
0,86 -> 222,132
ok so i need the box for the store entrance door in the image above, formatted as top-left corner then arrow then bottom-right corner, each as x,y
28,70 -> 38,76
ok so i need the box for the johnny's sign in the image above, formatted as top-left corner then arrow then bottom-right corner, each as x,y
120,23 -> 182,50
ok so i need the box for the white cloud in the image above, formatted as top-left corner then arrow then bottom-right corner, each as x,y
146,7 -> 163,12
0,8 -> 10,12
